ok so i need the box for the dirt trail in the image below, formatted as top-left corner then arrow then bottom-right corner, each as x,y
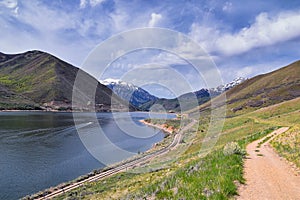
237,127 -> 300,200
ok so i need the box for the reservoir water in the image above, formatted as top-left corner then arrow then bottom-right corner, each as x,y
0,112 -> 172,200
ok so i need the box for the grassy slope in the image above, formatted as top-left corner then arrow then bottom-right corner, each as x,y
0,51 -> 55,98
0,51 -> 133,111
264,98 -> 300,168
188,60 -> 300,117
52,96 -> 300,200
271,126 -> 300,168
0,51 -> 54,109
0,51 -> 72,109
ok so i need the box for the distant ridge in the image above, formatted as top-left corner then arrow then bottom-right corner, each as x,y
100,77 -> 245,112
138,78 -> 245,112
101,79 -> 158,108
189,60 -> 300,115
0,50 -> 135,111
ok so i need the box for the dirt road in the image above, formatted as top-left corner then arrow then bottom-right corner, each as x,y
237,127 -> 300,200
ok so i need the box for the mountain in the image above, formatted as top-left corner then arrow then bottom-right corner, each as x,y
140,89 -> 211,112
101,77 -> 245,112
189,60 -> 300,115
210,77 -> 246,94
139,78 -> 245,112
0,51 -> 134,111
101,79 -> 158,108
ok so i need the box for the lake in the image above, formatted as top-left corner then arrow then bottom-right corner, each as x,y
0,112 -> 172,200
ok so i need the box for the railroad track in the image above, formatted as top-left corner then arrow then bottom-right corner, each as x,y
35,119 -> 197,200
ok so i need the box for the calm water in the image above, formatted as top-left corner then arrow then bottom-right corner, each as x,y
0,112 -> 172,200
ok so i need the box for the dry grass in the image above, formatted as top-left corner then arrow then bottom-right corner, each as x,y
271,126 -> 300,168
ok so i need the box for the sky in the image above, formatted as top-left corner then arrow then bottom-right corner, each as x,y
1,0 -> 300,98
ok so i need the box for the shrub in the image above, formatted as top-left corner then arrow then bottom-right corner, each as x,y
223,142 -> 246,157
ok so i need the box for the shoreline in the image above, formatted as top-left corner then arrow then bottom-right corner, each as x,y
0,110 -> 141,113
0,109 -> 72,112
25,118 -> 176,199
139,119 -> 178,150
139,119 -> 174,135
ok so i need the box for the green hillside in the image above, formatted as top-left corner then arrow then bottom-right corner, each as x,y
188,60 -> 300,116
50,85 -> 300,200
0,51 -> 133,111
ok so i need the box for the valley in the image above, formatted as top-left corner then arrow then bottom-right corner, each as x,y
2,1 -> 300,199
19,59 -> 299,199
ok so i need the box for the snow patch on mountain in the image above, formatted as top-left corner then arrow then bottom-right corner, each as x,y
100,79 -> 158,108
210,77 -> 246,94
101,77 -> 246,109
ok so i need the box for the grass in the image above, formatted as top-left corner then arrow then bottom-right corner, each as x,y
48,98 -> 300,200
53,173 -> 139,200
188,60 -> 300,118
0,51 -> 96,110
0,102 -> 40,110
271,126 -> 300,168
128,149 -> 245,200
52,128 -> 275,200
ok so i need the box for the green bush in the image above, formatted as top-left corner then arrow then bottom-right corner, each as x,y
223,142 -> 246,157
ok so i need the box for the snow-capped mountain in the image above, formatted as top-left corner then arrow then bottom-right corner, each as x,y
100,79 -> 158,108
101,77 -> 246,111
223,77 -> 246,90
210,77 -> 246,94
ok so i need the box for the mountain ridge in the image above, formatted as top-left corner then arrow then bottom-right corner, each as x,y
102,77 -> 246,112
188,60 -> 300,115
0,50 -> 134,111
101,79 -> 158,108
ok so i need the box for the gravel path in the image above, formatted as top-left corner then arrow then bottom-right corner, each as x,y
237,127 -> 300,200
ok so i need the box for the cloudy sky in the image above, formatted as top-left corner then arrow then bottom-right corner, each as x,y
1,0 -> 300,97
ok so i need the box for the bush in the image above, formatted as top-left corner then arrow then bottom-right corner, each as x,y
223,142 -> 246,157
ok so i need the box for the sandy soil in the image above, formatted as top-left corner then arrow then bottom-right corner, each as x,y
139,119 -> 176,134
237,127 -> 300,200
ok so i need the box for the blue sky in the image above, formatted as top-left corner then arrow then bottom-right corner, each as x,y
1,0 -> 300,97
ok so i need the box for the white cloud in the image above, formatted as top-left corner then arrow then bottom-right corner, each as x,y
217,11 -> 300,55
18,1 -> 76,32
109,9 -> 130,31
0,0 -> 17,9
12,1 -> 109,39
219,59 -> 291,83
80,0 -> 87,9
222,1 -> 232,12
189,23 -> 220,54
0,0 -> 18,15
190,10 -> 300,56
108,5 -> 151,32
80,0 -> 105,8
151,52 -> 186,66
148,13 -> 162,27
0,1 -> 98,66
90,0 -> 106,7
